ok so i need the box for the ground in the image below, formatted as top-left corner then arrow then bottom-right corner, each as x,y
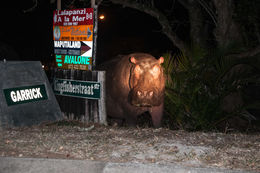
0,121 -> 259,172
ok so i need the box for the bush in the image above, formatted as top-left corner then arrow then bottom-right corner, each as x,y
162,46 -> 260,131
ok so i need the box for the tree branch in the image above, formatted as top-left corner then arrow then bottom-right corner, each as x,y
109,0 -> 190,56
230,45 -> 260,58
176,0 -> 189,8
196,0 -> 217,26
23,0 -> 38,13
95,0 -> 103,6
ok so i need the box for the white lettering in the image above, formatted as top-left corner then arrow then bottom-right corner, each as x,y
10,91 -> 17,102
7,86 -> 46,104
72,16 -> 85,22
20,90 -> 27,100
32,88 -> 37,98
86,13 -> 92,20
54,41 -> 81,48
25,89 -> 32,99
57,9 -> 87,16
16,91 -> 22,101
36,88 -> 43,98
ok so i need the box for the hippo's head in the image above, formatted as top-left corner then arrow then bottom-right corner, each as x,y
128,55 -> 165,107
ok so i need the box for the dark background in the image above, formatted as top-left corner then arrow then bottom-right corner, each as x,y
0,1 -> 175,66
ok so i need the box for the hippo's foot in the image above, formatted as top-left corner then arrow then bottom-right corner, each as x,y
107,116 -> 124,127
150,104 -> 164,128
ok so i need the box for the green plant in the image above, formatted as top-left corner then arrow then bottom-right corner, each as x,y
162,47 -> 260,131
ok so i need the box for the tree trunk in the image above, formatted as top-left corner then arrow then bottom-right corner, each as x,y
213,0 -> 243,48
187,0 -> 206,48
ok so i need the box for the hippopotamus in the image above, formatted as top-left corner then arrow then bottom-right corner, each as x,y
98,53 -> 165,127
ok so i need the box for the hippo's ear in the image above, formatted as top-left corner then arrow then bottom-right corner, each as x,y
130,57 -> 137,64
158,57 -> 164,64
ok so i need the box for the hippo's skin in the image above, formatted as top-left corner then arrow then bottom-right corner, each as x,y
99,53 -> 165,127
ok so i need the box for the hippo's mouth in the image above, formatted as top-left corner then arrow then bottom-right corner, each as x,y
132,103 -> 153,107
128,89 -> 162,107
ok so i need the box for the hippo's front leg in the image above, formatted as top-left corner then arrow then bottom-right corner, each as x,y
123,104 -> 139,126
149,103 -> 164,128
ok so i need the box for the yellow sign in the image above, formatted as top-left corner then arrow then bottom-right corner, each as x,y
53,25 -> 93,41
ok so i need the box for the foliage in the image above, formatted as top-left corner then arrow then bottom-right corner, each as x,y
162,46 -> 260,131
234,0 -> 260,47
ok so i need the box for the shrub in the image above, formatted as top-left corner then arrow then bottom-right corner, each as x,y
162,46 -> 260,131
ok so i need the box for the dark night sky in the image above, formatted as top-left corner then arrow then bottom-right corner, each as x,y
0,1 -> 175,65
97,4 -> 176,64
0,1 -> 54,61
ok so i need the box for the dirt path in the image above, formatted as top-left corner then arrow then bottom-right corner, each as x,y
0,122 -> 259,172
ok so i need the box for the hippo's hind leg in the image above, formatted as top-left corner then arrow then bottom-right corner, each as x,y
149,103 -> 164,128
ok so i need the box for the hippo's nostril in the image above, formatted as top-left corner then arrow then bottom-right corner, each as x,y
136,90 -> 154,99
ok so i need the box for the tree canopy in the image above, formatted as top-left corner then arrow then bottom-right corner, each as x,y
94,0 -> 260,58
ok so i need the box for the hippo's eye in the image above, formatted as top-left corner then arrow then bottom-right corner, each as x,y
134,65 -> 143,75
150,65 -> 160,78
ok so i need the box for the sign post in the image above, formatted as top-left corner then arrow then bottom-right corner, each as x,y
92,3 -> 98,69
52,4 -> 106,125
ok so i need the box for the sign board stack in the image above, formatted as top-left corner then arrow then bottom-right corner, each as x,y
52,8 -> 106,125
53,8 -> 94,70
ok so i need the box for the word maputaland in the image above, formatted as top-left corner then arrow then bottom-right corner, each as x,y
54,41 -> 81,48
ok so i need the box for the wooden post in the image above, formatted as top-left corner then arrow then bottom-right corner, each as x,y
91,0 -> 95,8
83,71 -> 89,123
57,0 -> 61,10
92,71 -> 98,123
98,71 -> 107,125
92,1 -> 98,69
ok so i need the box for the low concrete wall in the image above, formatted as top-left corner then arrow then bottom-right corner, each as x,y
0,61 -> 62,128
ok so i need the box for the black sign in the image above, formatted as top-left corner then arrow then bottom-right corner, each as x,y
4,84 -> 48,106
